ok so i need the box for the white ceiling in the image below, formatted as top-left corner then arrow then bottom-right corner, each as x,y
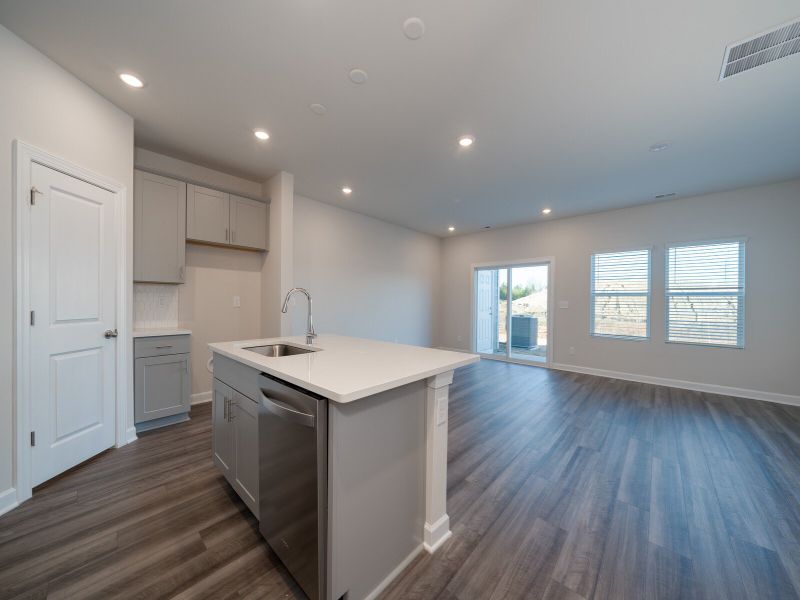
1,1 -> 799,236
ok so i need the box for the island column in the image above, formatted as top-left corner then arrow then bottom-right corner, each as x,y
424,370 -> 454,553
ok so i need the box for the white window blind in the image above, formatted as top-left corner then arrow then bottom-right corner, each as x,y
590,249 -> 650,339
666,240 -> 745,347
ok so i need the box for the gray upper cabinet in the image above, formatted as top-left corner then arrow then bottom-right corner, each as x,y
134,170 -> 186,283
186,185 -> 268,251
230,195 -> 268,250
186,184 -> 231,245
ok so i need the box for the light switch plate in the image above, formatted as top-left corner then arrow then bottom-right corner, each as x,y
558,300 -> 569,309
233,296 -> 241,308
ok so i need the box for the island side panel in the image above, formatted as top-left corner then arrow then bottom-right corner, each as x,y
328,381 -> 426,600
424,370 -> 454,552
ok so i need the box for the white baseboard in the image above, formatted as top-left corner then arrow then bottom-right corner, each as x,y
191,391 -> 212,405
0,488 -> 18,518
551,362 -> 800,407
125,426 -> 138,444
363,544 -> 424,600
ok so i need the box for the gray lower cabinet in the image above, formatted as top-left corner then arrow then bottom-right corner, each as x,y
134,335 -> 191,431
213,378 -> 259,518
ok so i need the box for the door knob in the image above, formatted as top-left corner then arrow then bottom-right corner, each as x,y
104,329 -> 118,339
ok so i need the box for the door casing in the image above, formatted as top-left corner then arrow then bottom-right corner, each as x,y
12,140 -> 131,510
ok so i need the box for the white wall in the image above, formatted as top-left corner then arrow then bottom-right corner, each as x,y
293,196 -> 441,346
133,148 -> 266,397
0,25 -> 134,504
261,172 -> 294,337
439,179 -> 800,400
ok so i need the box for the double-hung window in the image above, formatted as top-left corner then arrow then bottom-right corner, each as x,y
590,248 -> 651,339
665,240 -> 745,348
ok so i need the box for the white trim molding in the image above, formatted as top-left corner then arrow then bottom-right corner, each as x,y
551,362 -> 800,407
13,140 -> 131,508
191,390 -> 213,405
0,488 -> 19,518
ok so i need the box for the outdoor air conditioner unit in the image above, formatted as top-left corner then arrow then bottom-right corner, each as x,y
511,315 -> 538,349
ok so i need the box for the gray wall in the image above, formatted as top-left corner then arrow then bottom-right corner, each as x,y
438,179 -> 800,399
0,25 -> 134,497
293,195 -> 441,346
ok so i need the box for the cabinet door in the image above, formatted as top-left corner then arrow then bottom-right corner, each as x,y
134,354 -> 191,422
232,391 -> 260,518
187,184 -> 230,245
213,379 -> 235,478
230,195 -> 268,250
134,170 -> 186,283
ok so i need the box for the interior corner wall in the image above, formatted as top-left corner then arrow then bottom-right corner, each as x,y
292,195 -> 441,347
261,171 -> 294,337
0,25 -> 134,503
438,179 -> 800,400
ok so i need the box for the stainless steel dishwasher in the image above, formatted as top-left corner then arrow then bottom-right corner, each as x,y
258,373 -> 327,600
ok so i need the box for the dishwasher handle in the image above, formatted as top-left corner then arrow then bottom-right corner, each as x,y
261,393 -> 316,428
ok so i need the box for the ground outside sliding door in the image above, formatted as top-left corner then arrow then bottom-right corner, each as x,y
473,261 -> 552,366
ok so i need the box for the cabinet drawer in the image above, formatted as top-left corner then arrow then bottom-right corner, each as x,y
135,334 -> 191,358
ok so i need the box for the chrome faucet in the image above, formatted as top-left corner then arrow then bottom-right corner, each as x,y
282,288 -> 317,345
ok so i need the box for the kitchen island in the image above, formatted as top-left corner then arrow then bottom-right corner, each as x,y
208,335 -> 479,600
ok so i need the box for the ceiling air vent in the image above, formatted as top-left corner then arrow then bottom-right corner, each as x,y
720,17 -> 800,79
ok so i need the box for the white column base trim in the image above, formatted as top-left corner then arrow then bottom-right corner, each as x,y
363,544 -> 424,600
191,390 -> 212,405
423,514 -> 452,553
551,363 -> 800,407
0,488 -> 19,518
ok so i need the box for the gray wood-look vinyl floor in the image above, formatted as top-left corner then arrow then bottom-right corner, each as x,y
1,360 -> 799,599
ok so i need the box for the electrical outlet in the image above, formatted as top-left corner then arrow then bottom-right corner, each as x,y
457,335 -> 463,343
558,300 -> 569,309
233,296 -> 241,308
568,346 -> 576,355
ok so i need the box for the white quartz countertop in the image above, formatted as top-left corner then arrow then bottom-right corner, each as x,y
133,328 -> 192,338
208,335 -> 479,403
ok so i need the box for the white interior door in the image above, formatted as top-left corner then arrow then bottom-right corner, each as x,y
475,270 -> 495,353
29,162 -> 117,486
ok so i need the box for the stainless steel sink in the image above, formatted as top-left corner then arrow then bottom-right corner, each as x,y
244,344 -> 316,357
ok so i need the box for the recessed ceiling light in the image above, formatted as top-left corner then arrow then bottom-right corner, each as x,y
542,208 -> 552,215
403,17 -> 426,40
119,73 -> 144,88
458,135 -> 475,148
310,103 -> 327,115
342,186 -> 352,195
448,226 -> 455,232
649,142 -> 670,153
349,68 -> 368,84
254,129 -> 270,141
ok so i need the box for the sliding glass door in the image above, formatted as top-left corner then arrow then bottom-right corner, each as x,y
474,261 -> 551,365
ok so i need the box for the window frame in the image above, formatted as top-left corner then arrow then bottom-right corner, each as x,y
664,237 -> 746,349
589,246 -> 652,341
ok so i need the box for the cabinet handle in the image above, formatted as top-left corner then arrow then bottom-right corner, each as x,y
179,266 -> 184,281
232,230 -> 235,243
154,345 -> 172,349
223,396 -> 229,420
229,399 -> 236,422
225,228 -> 229,242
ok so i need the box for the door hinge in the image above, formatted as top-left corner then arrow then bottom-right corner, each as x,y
30,431 -> 36,447
30,186 -> 41,205
30,310 -> 35,326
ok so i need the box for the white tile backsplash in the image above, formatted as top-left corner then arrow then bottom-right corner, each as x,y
133,284 -> 180,328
